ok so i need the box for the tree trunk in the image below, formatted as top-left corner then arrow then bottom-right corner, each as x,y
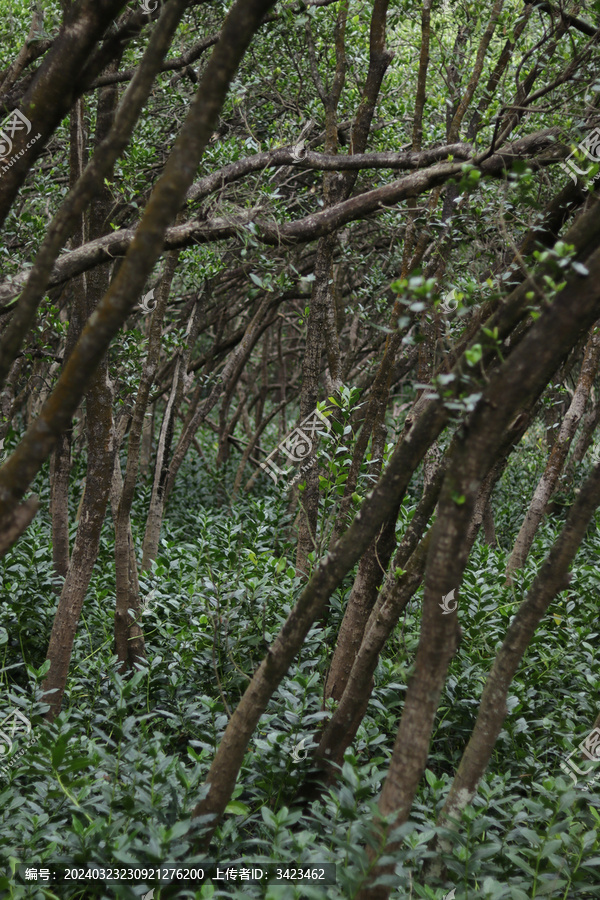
506,325 -> 600,581
357,261 -> 600,899
141,356 -> 180,572
0,0 -> 279,546
112,455 -> 146,670
50,96 -> 89,582
566,393 -> 600,478
190,394 -> 450,848
139,268 -> 205,571
163,295 -> 276,509
428,457 -> 600,879
50,431 -> 71,580
482,497 -> 497,546
42,364 -> 114,720
295,231 -> 337,576
139,406 -> 154,478
324,417 -> 392,700
315,529 -> 432,777
324,503 -> 398,702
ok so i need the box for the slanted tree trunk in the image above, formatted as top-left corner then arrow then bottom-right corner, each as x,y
50,97 -> 89,581
357,242 -> 600,900
42,363 -> 114,720
324,504 -> 397,703
41,48 -> 131,713
506,324 -> 600,581
0,497 -> 39,559
324,417 -> 393,701
190,393 -> 451,848
50,431 -> 72,579
329,338 -> 399,545
315,529 -> 432,779
230,399 -> 288,501
465,461 -> 504,548
314,425 -> 518,782
141,350 -> 181,572
188,214 -> 600,847
216,389 -> 248,468
113,248 -> 184,666
295,232 -> 338,577
139,406 -> 154,478
0,0 -> 280,555
566,393 -> 600,478
296,0 -> 392,575
481,498 -> 497,546
163,295 -> 276,507
427,457 -> 600,880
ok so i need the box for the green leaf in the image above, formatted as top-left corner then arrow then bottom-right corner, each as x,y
225,800 -> 250,816
465,343 -> 483,366
52,735 -> 68,768
424,769 -> 437,788
261,806 -> 278,829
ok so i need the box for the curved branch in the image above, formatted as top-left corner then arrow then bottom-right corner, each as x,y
0,128 -> 563,308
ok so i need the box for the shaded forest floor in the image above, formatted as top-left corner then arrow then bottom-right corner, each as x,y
2,426 -> 600,899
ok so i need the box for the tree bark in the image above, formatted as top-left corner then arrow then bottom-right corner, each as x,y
113,247 -> 182,664
42,363 -> 114,720
50,431 -> 71,580
0,0 -> 280,552
315,529 -> 432,777
506,324 -> 600,581
0,0 -> 190,393
324,417 -> 393,701
295,234 -> 338,577
566,393 -> 600,478
0,0 -> 128,229
357,250 -> 600,900
50,94 -> 89,582
430,458 -> 600,875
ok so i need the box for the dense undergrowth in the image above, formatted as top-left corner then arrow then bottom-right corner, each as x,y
1,424 -> 600,900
